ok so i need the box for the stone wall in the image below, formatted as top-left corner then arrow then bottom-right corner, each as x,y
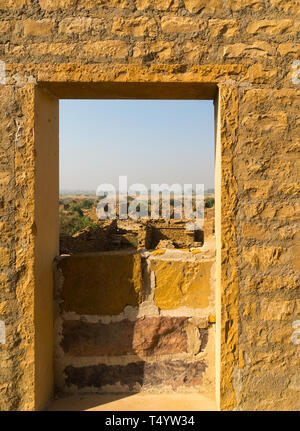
54,248 -> 215,395
0,0 -> 299,411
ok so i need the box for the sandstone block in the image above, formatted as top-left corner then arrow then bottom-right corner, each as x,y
229,0 -> 265,11
293,245 -> 300,270
294,231 -> 300,241
0,172 -> 11,187
208,19 -> 239,38
257,202 -> 296,219
244,322 -> 268,347
247,64 -> 278,84
241,89 -> 272,111
242,246 -> 289,270
152,260 -> 213,309
77,0 -> 131,8
24,20 -> 54,37
241,113 -> 288,136
208,314 -> 216,323
242,302 -> 256,318
0,0 -> 26,8
242,224 -> 269,240
61,317 -> 189,356
278,43 -> 300,56
182,40 -> 202,63
65,360 -> 207,391
0,223 -> 11,236
133,41 -> 174,61
273,89 -> 300,108
267,321 -> 300,345
58,18 -> 94,34
161,16 -> 199,33
0,248 -> 10,267
18,42 -> 77,58
112,17 -> 157,37
247,20 -> 293,35
136,0 -> 172,10
83,40 -> 129,59
261,299 -> 295,320
57,252 -> 142,315
247,276 -> 298,292
0,22 -> 12,34
0,301 -> 7,315
39,0 -> 74,10
278,183 -> 300,196
243,180 -> 273,199
270,0 -> 300,13
224,41 -> 275,59
184,0 -> 222,13
0,274 -> 9,287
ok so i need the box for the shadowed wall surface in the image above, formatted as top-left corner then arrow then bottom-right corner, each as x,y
54,250 -> 215,396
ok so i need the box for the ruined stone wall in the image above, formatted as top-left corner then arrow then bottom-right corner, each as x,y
0,0 -> 299,411
54,249 -> 215,395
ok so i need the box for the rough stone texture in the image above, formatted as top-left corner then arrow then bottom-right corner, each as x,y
149,222 -> 203,248
0,0 -> 299,412
65,360 -> 207,391
61,317 -> 189,356
152,260 -> 213,309
0,82 -> 36,411
54,250 -> 214,397
57,252 -> 142,315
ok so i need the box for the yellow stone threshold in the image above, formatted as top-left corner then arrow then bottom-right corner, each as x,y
47,392 -> 218,411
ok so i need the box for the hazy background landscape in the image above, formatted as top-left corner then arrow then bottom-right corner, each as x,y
59,99 -> 215,194
59,100 -> 215,251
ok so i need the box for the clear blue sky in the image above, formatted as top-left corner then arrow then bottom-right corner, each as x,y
59,100 -> 215,192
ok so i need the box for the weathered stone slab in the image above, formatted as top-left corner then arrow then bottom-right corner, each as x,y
58,252 -> 142,315
65,360 -> 207,391
152,260 -> 213,309
62,317 -> 189,356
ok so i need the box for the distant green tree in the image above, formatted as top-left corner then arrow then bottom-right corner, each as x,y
60,197 -> 72,204
68,202 -> 83,215
204,197 -> 215,208
134,201 -> 148,214
59,211 -> 97,236
81,198 -> 95,209
69,198 -> 94,213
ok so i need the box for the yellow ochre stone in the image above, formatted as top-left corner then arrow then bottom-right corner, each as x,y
152,260 -> 213,309
152,249 -> 166,256
59,253 -> 142,315
208,314 -> 216,323
192,249 -> 202,254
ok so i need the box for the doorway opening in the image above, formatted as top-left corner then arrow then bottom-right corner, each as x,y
33,81 -> 220,410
